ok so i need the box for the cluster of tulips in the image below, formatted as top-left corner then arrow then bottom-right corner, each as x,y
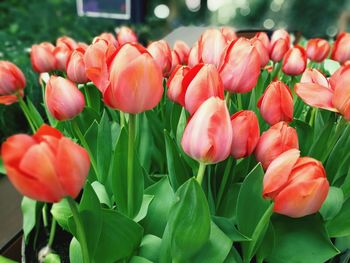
0,25 -> 350,262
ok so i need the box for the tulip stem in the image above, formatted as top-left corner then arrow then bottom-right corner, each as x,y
237,93 -> 243,110
196,163 -> 206,186
216,158 -> 233,211
48,218 -> 56,248
42,204 -> 48,227
66,196 -> 90,263
127,113 -> 136,217
84,84 -> 92,108
225,92 -> 231,105
17,95 -> 36,133
120,111 -> 125,127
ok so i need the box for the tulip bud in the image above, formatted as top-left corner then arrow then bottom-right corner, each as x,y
188,42 -> 200,68
306,38 -> 330,62
256,32 -> 270,51
219,38 -> 261,93
270,38 -> 289,62
166,65 -> 190,107
220,26 -> 237,43
257,81 -> 294,125
332,67 -> 350,120
93,32 -> 119,48
173,40 -> 190,64
117,26 -> 138,45
104,43 -> 163,114
45,76 -> 85,121
181,97 -> 232,164
67,49 -> 89,83
255,122 -> 299,170
182,64 -> 224,115
147,40 -> 172,77
263,149 -> 329,218
0,61 -> 26,105
270,29 -> 290,48
251,37 -> 270,67
282,45 -> 307,76
170,50 -> 181,75
30,42 -> 56,73
56,36 -> 78,50
77,42 -> 89,51
1,124 -> 90,202
331,32 -> 350,64
230,110 -> 260,159
54,46 -> 71,71
198,29 -> 227,67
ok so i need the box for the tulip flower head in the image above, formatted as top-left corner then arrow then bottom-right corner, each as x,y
117,26 -> 138,45
306,38 -> 330,62
166,65 -> 190,107
188,42 -> 200,68
173,40 -> 190,64
270,38 -> 289,62
282,45 -> 307,76
270,29 -> 290,48
147,40 -> 172,77
67,48 -> 89,83
255,32 -> 270,51
251,37 -> 270,67
30,42 -> 56,73
331,32 -> 350,64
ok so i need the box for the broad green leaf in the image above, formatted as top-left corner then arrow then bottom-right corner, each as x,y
292,119 -> 313,155
323,59 -> 340,75
139,234 -> 162,262
26,97 -> 44,128
82,84 -> 101,113
308,120 -> 334,161
268,215 -> 339,263
134,194 -> 154,222
327,198 -> 350,237
341,168 -> 350,199
69,237 -> 83,263
137,113 -> 153,172
21,197 -> 38,243
170,102 -> 183,137
43,253 -> 61,263
335,235 -> 350,252
76,107 -> 100,134
0,256 -> 17,263
320,186 -> 344,221
212,216 -> 250,242
91,181 -> 112,207
51,199 -> 71,232
224,247 -> 243,263
129,256 -> 153,263
256,223 -> 275,263
216,183 -> 241,220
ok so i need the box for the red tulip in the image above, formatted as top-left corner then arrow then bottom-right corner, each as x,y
182,63 -> 224,115
30,42 -> 56,73
188,42 -> 200,68
306,38 -> 330,62
56,36 -> 78,50
282,45 -> 307,76
198,29 -> 227,67
181,97 -> 232,164
331,32 -> 350,64
220,26 -> 237,43
67,48 -> 89,84
230,110 -> 260,159
255,122 -> 299,170
263,149 -> 329,218
257,81 -> 293,125
54,46 -> 71,71
45,76 -> 85,121
0,61 -> 26,105
270,29 -> 290,48
147,40 -> 172,77
117,26 -> 138,45
270,38 -> 289,62
93,32 -> 119,48
219,38 -> 261,93
167,65 -> 190,106
173,40 -> 190,64
104,43 -> 163,114
256,32 -> 270,51
251,37 -> 270,67
1,124 -> 90,203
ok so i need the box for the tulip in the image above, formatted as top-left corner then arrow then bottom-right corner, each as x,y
0,61 -> 26,105
255,122 -> 299,169
45,76 -> 85,121
219,38 -> 261,93
147,40 -> 172,77
182,63 -> 224,115
331,32 -> 350,64
282,45 -> 307,76
230,110 -> 260,159
103,43 -> 163,114
67,48 -> 89,83
270,29 -> 290,48
256,32 -> 270,51
220,26 -> 237,43
167,65 -> 190,106
306,38 -> 330,62
30,42 -> 56,73
56,36 -> 78,50
251,37 -> 270,67
93,32 -> 119,48
270,38 -> 289,62
170,50 -> 181,74
263,149 -> 329,218
257,81 -> 294,125
117,26 -> 138,45
1,124 -> 90,203
188,42 -> 200,68
173,40 -> 190,64
54,46 -> 71,71
332,68 -> 350,120
77,42 -> 89,51
181,97 -> 232,164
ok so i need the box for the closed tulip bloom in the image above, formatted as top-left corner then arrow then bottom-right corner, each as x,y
282,45 -> 307,76
54,46 -> 71,71
332,68 -> 350,120
30,42 -> 56,73
270,38 -> 289,62
93,32 -> 119,48
182,64 -> 224,115
173,40 -> 190,64
104,43 -> 163,114
251,37 -> 270,67
331,32 -> 350,64
306,38 -> 330,62
263,149 -> 329,218
56,36 -> 78,50
188,42 -> 200,68
257,81 -> 293,125
77,42 -> 89,51
255,122 -> 299,170
220,26 -> 237,43
166,65 -> 190,106
256,32 -> 270,51
230,110 -> 260,159
67,49 -> 89,83
170,50 -> 181,74
198,29 -> 227,67
219,38 -> 261,93
45,76 -> 85,121
117,26 -> 138,45
0,61 -> 26,105
1,124 -> 90,203
270,29 -> 290,47
147,40 -> 172,77
181,97 -> 232,164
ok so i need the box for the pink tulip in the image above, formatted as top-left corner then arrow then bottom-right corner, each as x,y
117,26 -> 138,45
230,110 -> 260,159
53,46 -> 71,71
93,32 -> 119,48
188,42 -> 200,68
332,68 -> 350,120
167,65 -> 190,106
257,81 -> 294,125
220,27 -> 237,43
181,97 -> 232,164
56,36 -> 78,50
251,37 -> 270,67
67,48 -> 89,83
30,42 -> 56,73
270,38 -> 289,62
270,29 -> 290,48
170,50 -> 181,75
255,122 -> 299,170
306,38 -> 330,62
45,76 -> 85,121
147,40 -> 172,77
331,32 -> 350,64
256,32 -> 270,51
263,149 -> 329,218
198,29 -> 227,67
282,45 -> 307,76
173,40 -> 190,64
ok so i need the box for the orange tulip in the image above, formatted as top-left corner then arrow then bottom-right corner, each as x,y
257,81 -> 294,125
117,26 -> 138,45
251,37 -> 270,67
103,43 -> 163,114
173,40 -> 190,64
331,32 -> 350,64
282,45 -> 307,76
306,38 -> 330,62
270,38 -> 289,62
0,61 -> 26,105
1,124 -> 90,203
30,42 -> 56,73
147,40 -> 172,77
230,110 -> 260,159
198,29 -> 227,67
263,149 -> 329,218
166,65 -> 190,107
67,48 -> 89,84
45,76 -> 85,121
255,122 -> 299,170
181,97 -> 232,164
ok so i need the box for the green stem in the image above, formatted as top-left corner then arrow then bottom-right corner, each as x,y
309,107 -> 317,127
84,84 -> 92,108
17,95 -> 36,133
42,204 -> 48,227
127,114 -> 136,217
66,197 -> 90,263
225,92 -> 231,105
48,218 -> 56,248
237,93 -> 243,110
120,111 -> 125,127
196,163 -> 206,186
216,158 -> 233,210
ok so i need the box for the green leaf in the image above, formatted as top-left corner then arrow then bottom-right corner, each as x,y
320,186 -> 344,221
142,177 -> 175,237
327,198 -> 350,237
129,256 -> 153,263
139,234 -> 162,262
137,113 -> 153,172
51,199 -> 71,232
26,97 -> 44,128
0,256 -> 17,263
268,215 -> 339,263
43,253 -> 61,263
292,119 -> 313,155
224,247 -> 243,263
93,209 -> 143,262
323,59 -> 341,75
212,216 -> 250,242
0,157 -> 5,174
308,120 -> 334,161
341,168 -> 350,199
160,178 -> 211,262
76,107 -> 100,134
256,223 -> 275,263
69,237 -> 83,263
134,194 -> 154,222
91,181 -> 112,207
216,183 -> 241,220
21,197 -> 37,243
